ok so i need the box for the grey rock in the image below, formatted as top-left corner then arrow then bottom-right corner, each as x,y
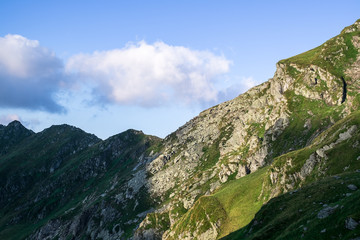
317,205 -> 338,219
348,184 -> 358,191
336,126 -> 357,144
345,217 -> 359,230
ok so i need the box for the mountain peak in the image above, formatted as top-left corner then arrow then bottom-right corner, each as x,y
7,120 -> 24,128
124,128 -> 144,135
42,124 -> 91,136
341,18 -> 360,34
0,120 -> 34,155
4,120 -> 33,134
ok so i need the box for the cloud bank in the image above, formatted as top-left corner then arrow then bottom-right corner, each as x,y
0,114 -> 20,125
66,41 -> 231,107
0,34 -> 65,112
0,35 -> 234,112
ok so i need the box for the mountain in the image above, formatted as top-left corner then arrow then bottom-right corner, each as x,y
0,124 -> 160,239
133,19 -> 360,239
0,120 -> 34,156
0,19 -> 360,240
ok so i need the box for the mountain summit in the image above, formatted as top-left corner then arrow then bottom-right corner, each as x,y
0,19 -> 360,240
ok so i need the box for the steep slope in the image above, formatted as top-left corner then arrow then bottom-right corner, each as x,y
164,110 -> 360,239
222,171 -> 360,240
0,125 -> 161,239
0,124 -> 100,209
0,121 -> 34,156
134,19 -> 360,239
1,19 -> 360,240
27,129 -> 161,240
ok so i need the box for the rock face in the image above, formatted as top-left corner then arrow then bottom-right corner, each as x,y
1,19 -> 360,240
135,19 -> 360,239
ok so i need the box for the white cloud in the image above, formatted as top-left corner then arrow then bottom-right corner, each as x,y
215,76 -> 259,104
0,114 -> 21,125
0,34 -> 65,112
242,76 -> 257,89
66,41 -> 231,107
0,36 -> 233,111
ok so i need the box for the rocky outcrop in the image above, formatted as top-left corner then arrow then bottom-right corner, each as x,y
268,122 -> 360,200
134,19 -> 360,238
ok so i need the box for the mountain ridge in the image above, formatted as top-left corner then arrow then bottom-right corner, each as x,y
134,18 -> 360,239
0,19 -> 360,239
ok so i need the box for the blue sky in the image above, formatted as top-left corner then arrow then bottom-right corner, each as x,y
0,1 -> 359,139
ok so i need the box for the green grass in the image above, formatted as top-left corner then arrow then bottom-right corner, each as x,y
222,171 -> 360,240
166,167 -> 270,239
0,128 -> 161,240
169,196 -> 227,239
270,90 -> 344,159
144,212 -> 170,231
174,110 -> 360,240
197,124 -> 234,171
268,110 -> 360,194
279,29 -> 359,78
213,167 -> 270,238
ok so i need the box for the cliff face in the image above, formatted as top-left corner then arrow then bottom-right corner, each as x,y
0,19 -> 359,240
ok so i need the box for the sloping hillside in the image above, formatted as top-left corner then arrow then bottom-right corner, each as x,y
134,19 -> 360,239
0,125 -> 161,239
0,19 -> 359,240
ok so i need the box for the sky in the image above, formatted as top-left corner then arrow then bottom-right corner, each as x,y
0,1 -> 359,139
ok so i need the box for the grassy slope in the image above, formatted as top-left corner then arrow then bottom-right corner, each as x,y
166,167 -> 269,239
168,109 -> 360,240
222,171 -> 360,240
0,128 -> 161,239
164,20 -> 360,239
270,20 -> 360,157
213,167 -> 270,238
221,110 -> 360,239
279,19 -> 359,78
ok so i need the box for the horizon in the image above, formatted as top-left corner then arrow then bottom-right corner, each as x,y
0,118 -> 161,140
0,1 -> 359,139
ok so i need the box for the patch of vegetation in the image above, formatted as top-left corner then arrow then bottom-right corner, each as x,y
272,110 -> 360,184
169,196 -> 227,239
279,28 -> 359,78
144,212 -> 170,231
250,122 -> 266,140
222,171 -> 360,240
145,140 -> 164,155
214,167 -> 270,238
167,167 -> 269,239
0,126 -> 161,239
286,65 -> 301,79
218,111 -> 360,239
170,201 -> 188,219
197,124 -> 234,171
270,90 -> 344,159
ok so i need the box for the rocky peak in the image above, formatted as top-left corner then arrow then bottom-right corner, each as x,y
4,120 -> 32,133
342,18 -> 360,34
0,120 -> 34,155
43,123 -> 89,134
104,129 -> 152,148
119,129 -> 145,138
